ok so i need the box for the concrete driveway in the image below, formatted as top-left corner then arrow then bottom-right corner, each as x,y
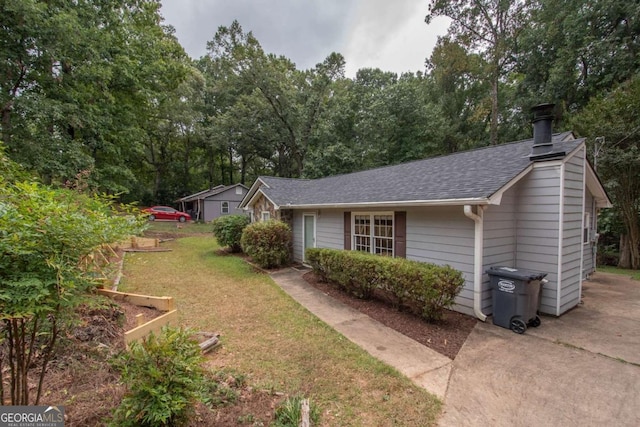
440,272 -> 640,426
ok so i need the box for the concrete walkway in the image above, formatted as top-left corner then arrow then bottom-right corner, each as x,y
269,268 -> 453,399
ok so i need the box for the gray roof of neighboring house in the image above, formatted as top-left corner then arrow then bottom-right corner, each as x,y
246,132 -> 584,208
178,184 -> 247,203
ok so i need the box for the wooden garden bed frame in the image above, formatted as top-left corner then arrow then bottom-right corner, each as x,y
97,289 -> 177,344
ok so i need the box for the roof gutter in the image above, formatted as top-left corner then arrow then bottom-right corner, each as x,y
464,205 -> 487,322
282,197 -> 490,210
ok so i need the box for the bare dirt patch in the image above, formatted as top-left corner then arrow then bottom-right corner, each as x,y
304,271 -> 477,359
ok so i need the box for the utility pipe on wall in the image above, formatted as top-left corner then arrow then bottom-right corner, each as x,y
464,205 -> 488,322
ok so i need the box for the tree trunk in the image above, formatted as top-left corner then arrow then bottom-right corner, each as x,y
618,234 -> 631,269
490,71 -> 499,146
228,146 -> 234,183
1,106 -> 11,144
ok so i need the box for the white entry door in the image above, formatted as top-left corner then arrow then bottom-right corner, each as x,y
303,213 -> 316,262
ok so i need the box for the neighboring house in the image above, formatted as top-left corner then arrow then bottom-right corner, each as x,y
239,106 -> 612,319
177,184 -> 249,222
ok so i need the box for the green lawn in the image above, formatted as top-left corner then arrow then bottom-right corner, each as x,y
143,220 -> 213,235
597,265 -> 640,280
118,234 -> 441,426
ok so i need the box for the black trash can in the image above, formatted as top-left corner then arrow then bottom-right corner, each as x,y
486,266 -> 547,334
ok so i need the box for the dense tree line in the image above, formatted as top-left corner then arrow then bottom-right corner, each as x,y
1,0 -> 639,267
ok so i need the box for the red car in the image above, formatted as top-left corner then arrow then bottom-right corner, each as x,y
143,206 -> 191,222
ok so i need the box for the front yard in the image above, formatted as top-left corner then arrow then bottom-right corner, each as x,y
118,231 -> 441,425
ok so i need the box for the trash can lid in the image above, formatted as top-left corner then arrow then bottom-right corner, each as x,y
486,266 -> 547,281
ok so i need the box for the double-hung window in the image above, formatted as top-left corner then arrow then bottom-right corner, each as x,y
352,212 -> 394,256
221,201 -> 229,214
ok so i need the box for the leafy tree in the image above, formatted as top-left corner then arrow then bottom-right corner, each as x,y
426,37 -> 491,151
517,0 -> 640,121
1,0 -> 189,197
572,75 -> 640,269
202,21 -> 345,179
0,149 -> 144,404
426,0 -> 528,145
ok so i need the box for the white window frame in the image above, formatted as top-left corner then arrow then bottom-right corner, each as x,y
249,211 -> 255,223
221,201 -> 229,214
351,212 -> 394,257
261,211 -> 271,221
583,212 -> 591,245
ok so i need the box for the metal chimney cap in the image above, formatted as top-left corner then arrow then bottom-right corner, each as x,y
531,103 -> 555,122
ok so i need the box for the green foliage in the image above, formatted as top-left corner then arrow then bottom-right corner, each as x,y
211,214 -> 250,252
110,327 -> 207,427
573,74 -> 640,269
0,152 -> 144,404
273,395 -> 321,427
306,248 -> 465,321
1,0 -> 189,198
240,220 -> 292,268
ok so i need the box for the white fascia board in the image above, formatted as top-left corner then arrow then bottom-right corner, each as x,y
239,178 -> 270,209
584,163 -> 612,209
532,159 -> 564,168
243,189 -> 280,211
488,164 -> 534,205
281,198 -> 489,210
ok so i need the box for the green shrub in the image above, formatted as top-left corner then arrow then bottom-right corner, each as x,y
305,248 -> 465,321
110,327 -> 207,427
240,220 -> 292,268
211,214 -> 250,252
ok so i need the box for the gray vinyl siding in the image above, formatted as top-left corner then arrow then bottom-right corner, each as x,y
583,193 -> 596,276
292,211 -> 303,262
405,206 -> 476,316
559,148 -> 585,314
315,210 -> 345,250
515,165 -> 561,315
293,209 -> 347,263
202,187 -> 246,222
482,190 -> 517,314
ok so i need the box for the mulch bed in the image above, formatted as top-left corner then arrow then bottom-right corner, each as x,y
303,271 -> 477,359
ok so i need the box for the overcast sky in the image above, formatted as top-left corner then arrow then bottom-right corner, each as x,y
159,0 -> 450,77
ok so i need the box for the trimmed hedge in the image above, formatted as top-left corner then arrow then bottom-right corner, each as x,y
306,248 -> 465,321
212,214 -> 250,252
240,220 -> 292,269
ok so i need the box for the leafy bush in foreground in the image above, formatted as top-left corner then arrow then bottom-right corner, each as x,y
212,214 -> 250,252
306,248 -> 464,321
110,327 -> 206,427
240,220 -> 292,268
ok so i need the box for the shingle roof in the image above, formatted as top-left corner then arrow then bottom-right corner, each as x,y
250,132 -> 583,208
178,184 -> 247,203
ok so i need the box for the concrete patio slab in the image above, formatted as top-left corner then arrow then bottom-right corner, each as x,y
527,272 -> 640,365
440,272 -> 640,427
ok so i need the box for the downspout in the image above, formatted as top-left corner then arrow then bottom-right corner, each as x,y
464,205 -> 488,322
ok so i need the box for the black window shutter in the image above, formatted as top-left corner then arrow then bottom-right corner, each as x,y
395,211 -> 406,258
344,211 -> 351,250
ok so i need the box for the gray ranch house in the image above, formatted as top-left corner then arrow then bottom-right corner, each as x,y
178,183 -> 248,222
239,110 -> 611,320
